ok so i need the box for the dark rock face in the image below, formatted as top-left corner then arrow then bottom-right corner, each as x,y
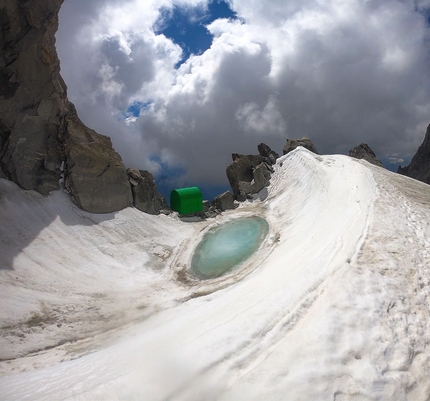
127,168 -> 159,215
62,104 -> 132,213
258,143 -> 279,165
226,143 -> 277,200
212,191 -> 235,211
283,137 -> 318,155
227,154 -> 264,200
0,0 -> 66,194
0,0 -> 135,213
349,143 -> 383,167
238,163 -> 272,197
398,125 -> 430,185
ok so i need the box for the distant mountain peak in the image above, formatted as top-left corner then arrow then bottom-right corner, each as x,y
398,124 -> 430,185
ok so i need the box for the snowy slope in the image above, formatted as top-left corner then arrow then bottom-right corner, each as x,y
0,148 -> 429,400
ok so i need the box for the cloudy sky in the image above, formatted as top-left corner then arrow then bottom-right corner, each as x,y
56,0 -> 430,200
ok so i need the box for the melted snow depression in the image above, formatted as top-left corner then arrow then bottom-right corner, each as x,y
191,217 -> 269,279
1,148 -> 430,400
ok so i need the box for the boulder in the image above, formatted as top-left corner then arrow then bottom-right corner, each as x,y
202,200 -> 211,212
283,137 -> 318,155
238,162 -> 272,198
255,162 -> 272,184
127,168 -> 159,215
258,143 -> 279,165
226,154 -> 265,200
212,191 -> 235,211
63,104 -> 133,213
349,143 -> 383,167
226,142 -> 280,201
398,124 -> 430,185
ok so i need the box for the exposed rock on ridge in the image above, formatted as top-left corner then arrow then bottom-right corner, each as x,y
258,143 -> 279,165
398,125 -> 430,185
349,143 -> 383,167
0,0 -> 137,213
226,143 -> 277,201
127,168 -> 161,215
211,191 -> 235,211
283,137 -> 318,155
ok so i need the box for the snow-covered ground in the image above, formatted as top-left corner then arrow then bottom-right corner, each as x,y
0,148 -> 429,400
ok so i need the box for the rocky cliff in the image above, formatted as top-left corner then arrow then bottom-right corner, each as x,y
398,124 -> 430,185
0,0 -> 66,194
0,0 -> 135,213
63,104 -> 133,213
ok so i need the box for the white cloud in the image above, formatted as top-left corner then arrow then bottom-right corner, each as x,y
235,96 -> 287,135
57,0 -> 430,190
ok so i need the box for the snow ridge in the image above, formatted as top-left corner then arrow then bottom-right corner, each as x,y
1,148 -> 429,400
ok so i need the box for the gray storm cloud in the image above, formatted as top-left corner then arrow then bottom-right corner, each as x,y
57,0 -> 430,188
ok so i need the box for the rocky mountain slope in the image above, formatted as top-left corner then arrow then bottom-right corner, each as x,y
2,1 -> 429,218
0,0 -> 162,213
398,124 -> 430,185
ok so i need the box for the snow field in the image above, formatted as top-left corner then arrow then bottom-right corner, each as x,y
0,148 -> 429,400
0,180 -> 198,363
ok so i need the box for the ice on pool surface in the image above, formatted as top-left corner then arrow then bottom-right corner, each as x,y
191,217 -> 269,279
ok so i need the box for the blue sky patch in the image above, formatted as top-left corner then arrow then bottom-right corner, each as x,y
155,0 -> 238,67
126,101 -> 152,117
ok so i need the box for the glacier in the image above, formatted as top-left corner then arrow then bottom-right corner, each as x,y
0,148 -> 429,400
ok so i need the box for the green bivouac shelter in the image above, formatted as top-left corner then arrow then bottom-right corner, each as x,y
170,187 -> 203,215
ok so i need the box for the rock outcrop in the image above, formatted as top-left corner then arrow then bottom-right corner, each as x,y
348,143 -> 383,167
257,143 -> 279,165
0,0 -> 66,195
283,137 -> 318,155
237,162 -> 272,197
227,154 -> 264,200
398,124 -> 430,185
212,191 -> 235,211
226,143 -> 277,201
127,168 -> 159,215
62,104 -> 132,213
0,0 -> 139,213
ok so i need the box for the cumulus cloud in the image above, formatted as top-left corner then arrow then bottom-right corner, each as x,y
57,0 -> 430,195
